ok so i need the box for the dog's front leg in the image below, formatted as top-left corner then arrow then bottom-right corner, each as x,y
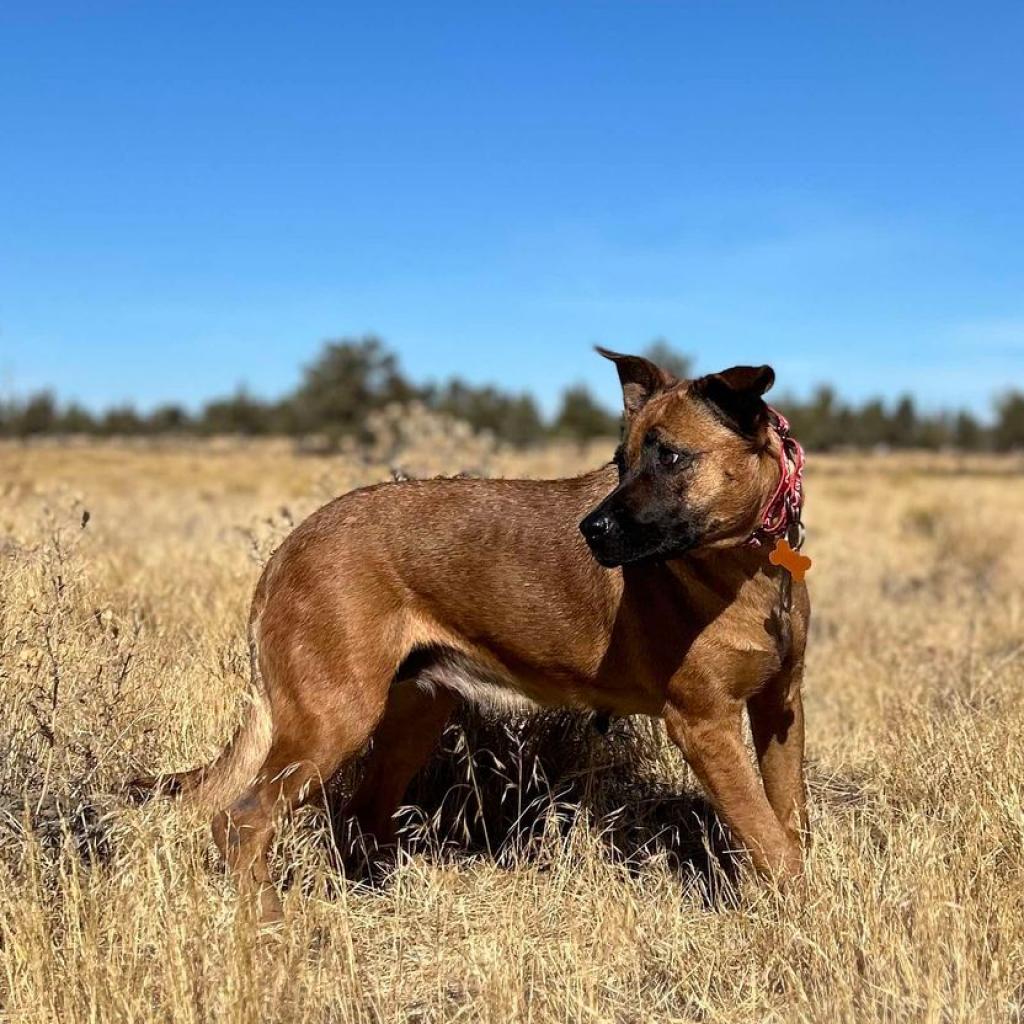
747,659 -> 808,843
663,700 -> 803,884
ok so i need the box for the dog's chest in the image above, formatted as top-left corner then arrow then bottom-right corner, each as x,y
679,589 -> 788,700
586,579 -> 788,711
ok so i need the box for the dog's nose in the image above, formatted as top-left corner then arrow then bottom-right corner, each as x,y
580,510 -> 616,543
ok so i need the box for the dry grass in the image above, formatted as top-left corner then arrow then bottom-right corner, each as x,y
1,425 -> 1023,1023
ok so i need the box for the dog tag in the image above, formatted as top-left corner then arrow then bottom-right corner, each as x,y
768,538 -> 812,582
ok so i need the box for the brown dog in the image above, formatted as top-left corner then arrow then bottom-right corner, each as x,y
138,348 -> 810,923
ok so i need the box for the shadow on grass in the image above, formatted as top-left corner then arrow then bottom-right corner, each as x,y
310,707 -> 745,909
5,708 -> 876,915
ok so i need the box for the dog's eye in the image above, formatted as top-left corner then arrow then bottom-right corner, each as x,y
658,445 -> 681,468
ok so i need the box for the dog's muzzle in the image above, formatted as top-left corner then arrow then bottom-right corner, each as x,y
580,503 -> 703,567
579,508 -> 624,566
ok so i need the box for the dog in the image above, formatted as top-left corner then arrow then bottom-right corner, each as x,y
133,348 -> 810,924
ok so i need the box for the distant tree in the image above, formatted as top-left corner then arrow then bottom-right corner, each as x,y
915,412 -> 952,450
553,384 -> 620,442
199,388 -> 272,435
148,403 -> 191,433
265,398 -> 303,436
850,399 -> 889,448
953,410 -> 984,451
99,405 -> 146,435
428,379 -> 546,447
16,392 -> 59,436
642,338 -> 693,380
287,336 -> 420,440
994,391 -> 1024,451
59,402 -> 97,434
500,394 -> 548,446
887,394 -> 918,447
784,385 -> 848,450
809,386 -> 843,450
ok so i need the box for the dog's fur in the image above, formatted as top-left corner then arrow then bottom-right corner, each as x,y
137,349 -> 809,923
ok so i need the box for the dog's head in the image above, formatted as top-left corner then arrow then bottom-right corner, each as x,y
580,348 -> 780,567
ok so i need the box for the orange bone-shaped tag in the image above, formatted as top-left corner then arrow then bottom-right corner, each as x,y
768,538 -> 812,582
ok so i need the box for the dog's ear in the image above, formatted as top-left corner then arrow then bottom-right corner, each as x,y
596,347 -> 676,416
693,365 -> 775,438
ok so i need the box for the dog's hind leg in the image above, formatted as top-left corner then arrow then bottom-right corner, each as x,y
747,658 -> 808,841
212,659 -> 391,926
344,680 -> 458,852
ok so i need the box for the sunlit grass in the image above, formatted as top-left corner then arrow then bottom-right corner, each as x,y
1,431 -> 1022,1022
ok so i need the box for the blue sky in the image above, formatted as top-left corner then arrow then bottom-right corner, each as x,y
1,2 -> 1022,418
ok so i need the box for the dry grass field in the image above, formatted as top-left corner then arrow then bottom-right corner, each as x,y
1,422 -> 1022,1023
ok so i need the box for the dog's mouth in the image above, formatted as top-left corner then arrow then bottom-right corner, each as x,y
587,538 -> 699,569
587,546 -> 628,569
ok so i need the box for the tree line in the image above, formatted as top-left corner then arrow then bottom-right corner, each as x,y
2,335 -> 1022,450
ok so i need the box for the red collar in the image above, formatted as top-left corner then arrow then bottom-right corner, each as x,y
750,406 -> 806,547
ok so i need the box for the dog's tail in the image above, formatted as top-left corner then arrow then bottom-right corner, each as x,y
127,622 -> 273,814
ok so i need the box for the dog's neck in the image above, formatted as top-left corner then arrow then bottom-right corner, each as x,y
666,540 -> 776,608
691,538 -> 772,571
